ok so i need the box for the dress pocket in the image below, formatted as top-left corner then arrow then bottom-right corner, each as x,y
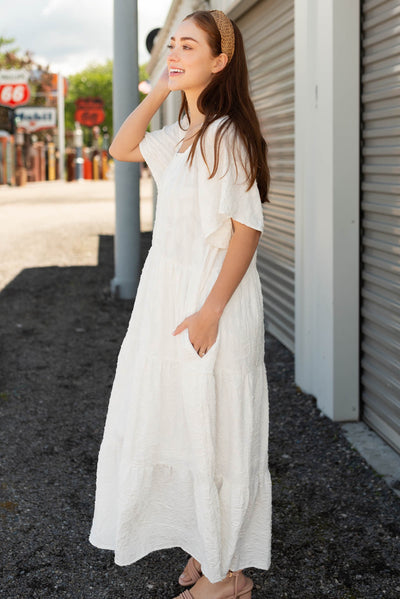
183,327 -> 220,361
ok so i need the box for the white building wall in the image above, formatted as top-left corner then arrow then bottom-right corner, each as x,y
294,0 -> 360,421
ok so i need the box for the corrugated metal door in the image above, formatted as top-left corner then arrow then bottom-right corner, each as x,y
360,0 -> 400,453
236,0 -> 295,351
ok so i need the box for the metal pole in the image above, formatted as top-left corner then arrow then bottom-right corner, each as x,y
111,0 -> 140,299
57,72 -> 65,181
74,121 -> 84,181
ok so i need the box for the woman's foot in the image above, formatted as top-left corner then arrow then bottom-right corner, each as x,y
184,570 -> 252,599
179,557 -> 202,584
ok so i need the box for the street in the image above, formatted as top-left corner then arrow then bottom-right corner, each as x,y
0,176 -> 154,291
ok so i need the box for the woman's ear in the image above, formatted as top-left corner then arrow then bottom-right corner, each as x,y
212,53 -> 229,73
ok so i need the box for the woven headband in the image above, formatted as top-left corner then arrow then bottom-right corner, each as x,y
210,10 -> 235,63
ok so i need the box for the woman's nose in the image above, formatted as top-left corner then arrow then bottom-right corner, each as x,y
167,48 -> 179,62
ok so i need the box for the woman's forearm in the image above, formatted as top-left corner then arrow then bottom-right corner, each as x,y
201,220 -> 261,320
109,69 -> 170,161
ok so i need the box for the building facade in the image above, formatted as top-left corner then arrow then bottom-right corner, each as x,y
146,0 -> 400,455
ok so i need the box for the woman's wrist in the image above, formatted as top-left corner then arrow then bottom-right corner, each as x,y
200,298 -> 225,321
151,67 -> 170,102
144,83 -> 170,114
151,80 -> 170,102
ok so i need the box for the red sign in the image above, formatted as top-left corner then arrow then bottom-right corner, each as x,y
74,97 -> 105,127
0,83 -> 30,108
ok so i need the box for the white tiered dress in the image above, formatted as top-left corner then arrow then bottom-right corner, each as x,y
89,116 -> 272,583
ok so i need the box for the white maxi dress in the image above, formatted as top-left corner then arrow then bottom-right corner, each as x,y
89,116 -> 272,584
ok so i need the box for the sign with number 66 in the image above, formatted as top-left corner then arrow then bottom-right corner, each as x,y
0,83 -> 30,108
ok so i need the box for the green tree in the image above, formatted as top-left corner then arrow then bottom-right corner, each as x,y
65,60 -> 113,145
0,35 -> 35,69
0,35 -> 53,108
65,61 -> 149,146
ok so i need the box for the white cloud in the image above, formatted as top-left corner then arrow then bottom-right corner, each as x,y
42,0 -> 65,16
0,0 -> 170,76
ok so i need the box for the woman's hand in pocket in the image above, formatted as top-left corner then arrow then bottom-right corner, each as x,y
172,306 -> 220,357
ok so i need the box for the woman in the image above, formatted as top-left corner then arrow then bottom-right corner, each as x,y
89,9 -> 272,599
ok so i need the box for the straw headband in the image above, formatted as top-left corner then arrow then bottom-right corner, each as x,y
210,10 -> 235,63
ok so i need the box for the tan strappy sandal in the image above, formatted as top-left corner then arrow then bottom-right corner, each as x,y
178,556 -> 203,586
174,569 -> 253,599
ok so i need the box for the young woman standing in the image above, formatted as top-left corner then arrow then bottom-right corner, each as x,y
89,10 -> 272,599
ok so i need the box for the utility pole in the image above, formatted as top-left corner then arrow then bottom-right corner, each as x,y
111,0 -> 140,299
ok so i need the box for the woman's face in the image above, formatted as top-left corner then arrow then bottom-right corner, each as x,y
167,18 -> 224,95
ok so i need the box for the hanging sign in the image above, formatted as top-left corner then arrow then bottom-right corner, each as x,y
15,106 -> 57,132
0,69 -> 30,108
74,97 -> 105,127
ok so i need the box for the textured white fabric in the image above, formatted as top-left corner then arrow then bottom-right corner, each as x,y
89,116 -> 272,583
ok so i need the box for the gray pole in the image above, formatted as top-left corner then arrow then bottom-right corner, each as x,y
111,0 -> 141,299
57,73 -> 65,181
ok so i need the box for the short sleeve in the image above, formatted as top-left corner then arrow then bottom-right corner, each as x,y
139,120 -> 182,187
197,122 -> 265,249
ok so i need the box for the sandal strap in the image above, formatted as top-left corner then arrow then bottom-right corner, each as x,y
179,590 -> 194,599
230,571 -> 239,596
187,557 -> 202,582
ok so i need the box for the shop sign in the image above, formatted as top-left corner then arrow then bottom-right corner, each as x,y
0,69 -> 30,108
74,97 -> 105,126
15,106 -> 57,132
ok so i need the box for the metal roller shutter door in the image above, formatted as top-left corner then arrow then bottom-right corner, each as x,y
236,0 -> 295,351
361,0 -> 400,453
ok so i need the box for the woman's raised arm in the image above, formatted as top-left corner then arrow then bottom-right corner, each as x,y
108,67 -> 170,162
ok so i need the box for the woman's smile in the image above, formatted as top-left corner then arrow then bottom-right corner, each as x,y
169,68 -> 185,77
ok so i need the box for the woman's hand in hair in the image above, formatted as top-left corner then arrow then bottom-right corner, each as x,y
108,67 -> 170,162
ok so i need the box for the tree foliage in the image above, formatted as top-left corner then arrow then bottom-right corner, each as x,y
1,36 -> 149,145
0,36 -> 54,109
65,60 -> 112,144
65,60 -> 149,145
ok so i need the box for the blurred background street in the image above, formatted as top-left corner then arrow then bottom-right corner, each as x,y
0,175 -> 153,290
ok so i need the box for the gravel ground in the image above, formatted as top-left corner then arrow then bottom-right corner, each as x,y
0,190 -> 399,598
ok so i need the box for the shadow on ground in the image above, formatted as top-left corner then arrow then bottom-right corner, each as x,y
0,234 -> 399,599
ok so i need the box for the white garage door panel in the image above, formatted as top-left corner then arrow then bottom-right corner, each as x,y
237,0 -> 295,351
361,0 -> 400,453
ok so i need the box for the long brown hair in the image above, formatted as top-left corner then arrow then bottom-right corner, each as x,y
179,10 -> 270,203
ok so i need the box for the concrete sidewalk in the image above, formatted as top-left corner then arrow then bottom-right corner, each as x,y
0,180 -> 399,599
0,176 -> 154,290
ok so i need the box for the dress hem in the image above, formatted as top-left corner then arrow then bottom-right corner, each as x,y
88,536 -> 271,584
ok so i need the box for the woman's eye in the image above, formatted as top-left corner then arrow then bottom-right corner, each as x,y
166,43 -> 192,50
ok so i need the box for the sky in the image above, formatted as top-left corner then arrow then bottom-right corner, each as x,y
0,0 -> 170,76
